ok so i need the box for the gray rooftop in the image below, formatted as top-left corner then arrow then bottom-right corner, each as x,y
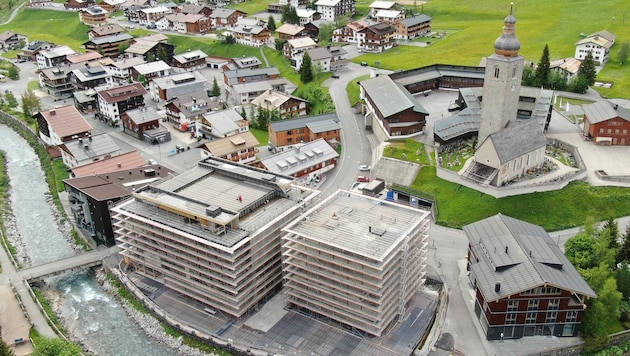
64,133 -> 121,164
224,67 -> 280,86
124,106 -> 162,124
269,113 -> 340,132
464,214 -> 597,302
361,75 -> 428,117
284,190 -> 430,261
86,33 -> 133,45
400,14 -> 432,27
202,108 -> 244,136
261,138 -> 339,176
582,100 -> 630,124
487,119 -> 547,164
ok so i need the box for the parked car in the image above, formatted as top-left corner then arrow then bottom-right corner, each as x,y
359,164 -> 371,171
357,176 -> 370,182
360,61 -> 368,67
331,73 -> 340,79
147,159 -> 157,165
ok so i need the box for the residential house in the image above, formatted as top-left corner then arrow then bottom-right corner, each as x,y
199,131 -> 259,164
39,65 -> 76,100
179,4 -> 212,16
66,0 -> 95,10
232,23 -> 271,47
283,36 -> 317,59
181,13 -> 213,34
156,13 -> 186,32
276,23 -> 309,40
332,20 -> 367,43
315,0 -> 355,22
64,157 -> 173,246
582,100 -> 630,145
83,33 -> 134,58
73,88 -> 99,113
294,45 -> 348,72
107,57 -> 146,84
374,9 -> 403,24
222,56 -> 261,71
549,58 -> 581,81
358,22 -> 396,53
148,70 -> 206,102
70,64 -> 114,91
130,60 -> 172,82
28,0 -> 53,7
268,0 -> 309,13
18,40 -> 54,62
35,105 -> 93,146
575,30 -> 615,64
164,91 -> 219,132
268,113 -> 340,151
251,89 -> 308,118
303,22 -> 320,39
223,67 -> 281,87
139,6 -> 173,25
231,78 -> 297,105
196,108 -> 249,139
124,4 -> 150,22
171,50 -> 208,72
395,14 -> 432,40
465,214 -> 597,340
0,31 -> 27,51
282,189 -> 429,337
79,6 -> 109,26
125,34 -> 174,63
360,75 -> 428,137
120,106 -> 163,140
368,0 -> 395,17
96,83 -> 147,123
210,8 -> 246,29
112,157 -> 318,318
36,45 -> 77,69
59,133 -> 121,168
259,138 -> 338,179
296,8 -> 319,26
99,0 -> 126,12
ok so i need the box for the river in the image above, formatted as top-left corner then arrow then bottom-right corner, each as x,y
1,123 -> 175,355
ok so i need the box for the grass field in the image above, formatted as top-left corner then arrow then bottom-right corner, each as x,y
0,0 -> 26,24
0,9 -> 89,51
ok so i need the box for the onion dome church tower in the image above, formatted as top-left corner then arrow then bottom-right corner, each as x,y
477,3 -> 525,146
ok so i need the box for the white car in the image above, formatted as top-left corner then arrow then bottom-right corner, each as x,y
359,165 -> 371,171
147,159 -> 157,165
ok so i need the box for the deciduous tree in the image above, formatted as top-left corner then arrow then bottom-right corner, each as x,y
4,91 -> 18,108
21,89 -> 41,119
7,65 -> 19,80
32,337 -> 82,356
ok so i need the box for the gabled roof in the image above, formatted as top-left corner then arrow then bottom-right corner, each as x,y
583,100 -> 630,124
576,30 -> 616,48
182,13 -> 204,23
172,49 -> 208,64
400,14 -> 432,27
486,120 -> 547,164
202,108 -> 245,135
211,8 -> 242,18
85,33 -> 133,45
123,106 -> 162,124
202,131 -> 259,157
363,22 -> 395,35
0,31 -> 17,41
549,57 -> 581,75
270,113 -> 340,132
70,150 -> 148,178
38,105 -> 92,139
180,4 -> 208,14
306,46 -> 346,61
132,60 -> 171,75
97,83 -> 147,104
165,91 -> 218,118
111,56 -> 146,69
375,10 -> 401,18
232,24 -> 267,35
315,0 -> 342,6
286,36 -> 317,48
360,75 -> 428,118
90,24 -> 125,36
251,90 -> 308,110
276,23 -> 306,36
62,133 -> 121,163
67,51 -> 103,64
39,45 -> 76,59
464,213 -> 597,302
369,0 -> 395,9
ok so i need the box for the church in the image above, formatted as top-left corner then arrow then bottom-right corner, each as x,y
433,6 -> 553,187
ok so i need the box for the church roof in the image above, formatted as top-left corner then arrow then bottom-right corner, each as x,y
487,120 -> 546,164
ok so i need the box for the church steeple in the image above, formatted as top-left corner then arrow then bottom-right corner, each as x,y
493,3 -> 521,57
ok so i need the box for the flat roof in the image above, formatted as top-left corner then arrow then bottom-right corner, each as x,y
284,190 -> 430,261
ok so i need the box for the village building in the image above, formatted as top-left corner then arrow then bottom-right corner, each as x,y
35,105 -> 93,146
268,113 -> 341,151
251,89 -> 308,119
199,131 -> 259,164
582,100 -> 630,145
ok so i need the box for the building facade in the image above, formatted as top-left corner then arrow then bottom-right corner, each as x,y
96,83 -> 147,123
465,214 -> 596,340
582,100 -> 630,145
113,157 -> 320,318
282,190 -> 430,337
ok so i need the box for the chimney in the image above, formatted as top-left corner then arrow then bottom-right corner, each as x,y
505,246 -> 509,254
614,104 -> 619,110
495,282 -> 501,293
50,109 -> 56,115
117,163 -> 122,168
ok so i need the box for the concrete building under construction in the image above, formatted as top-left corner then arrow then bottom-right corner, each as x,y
112,157 -> 320,318
282,190 -> 431,337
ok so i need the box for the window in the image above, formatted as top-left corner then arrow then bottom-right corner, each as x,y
546,311 -> 557,323
548,298 -> 559,310
494,66 -> 499,78
608,129 -> 612,134
526,312 -> 537,324
599,128 -> 604,134
508,300 -> 518,312
528,300 -> 539,311
506,313 -> 516,325
566,310 -> 578,323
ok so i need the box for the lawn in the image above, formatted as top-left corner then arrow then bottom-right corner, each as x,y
346,74 -> 370,107
249,127 -> 269,148
0,0 -> 27,24
349,0 -> 630,99
228,0 -> 274,16
0,9 -> 90,51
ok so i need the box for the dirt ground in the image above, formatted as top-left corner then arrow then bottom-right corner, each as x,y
0,285 -> 34,355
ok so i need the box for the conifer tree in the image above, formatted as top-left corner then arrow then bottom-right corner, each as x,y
300,52 -> 313,83
535,44 -> 550,88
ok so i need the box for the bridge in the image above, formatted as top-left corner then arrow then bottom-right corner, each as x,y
18,246 -> 119,282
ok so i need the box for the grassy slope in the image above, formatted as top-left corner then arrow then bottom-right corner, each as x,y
0,9 -> 90,51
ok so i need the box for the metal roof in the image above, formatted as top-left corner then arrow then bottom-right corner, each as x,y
261,138 -> 338,176
486,119 -> 547,164
583,100 -> 630,124
464,214 -> 597,302
361,75 -> 423,118
400,14 -> 432,27
269,113 -> 339,132
64,133 -> 121,164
